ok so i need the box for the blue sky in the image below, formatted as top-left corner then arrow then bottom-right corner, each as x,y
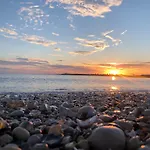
0,0 -> 150,75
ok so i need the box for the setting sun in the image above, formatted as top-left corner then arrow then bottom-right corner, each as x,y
106,69 -> 121,75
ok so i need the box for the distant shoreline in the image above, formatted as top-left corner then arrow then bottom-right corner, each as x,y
60,73 -> 150,78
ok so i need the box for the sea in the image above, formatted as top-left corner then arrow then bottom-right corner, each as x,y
0,74 -> 150,93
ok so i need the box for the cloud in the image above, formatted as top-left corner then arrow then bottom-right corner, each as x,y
54,47 -> 61,51
121,30 -> 127,35
105,35 -> 122,46
88,35 -> 95,37
1,34 -> 18,39
0,57 -> 97,74
102,0 -> 123,6
21,34 -> 57,47
57,60 -> 64,62
0,28 -> 18,35
0,58 -> 49,66
74,37 -> 109,50
102,30 -> 122,46
46,0 -> 123,18
20,2 -> 34,5
102,30 -> 114,36
52,32 -> 59,36
85,62 -> 150,69
69,24 -> 75,30
49,5 -> 54,9
18,5 -> 49,28
69,50 -> 97,55
0,28 -> 57,48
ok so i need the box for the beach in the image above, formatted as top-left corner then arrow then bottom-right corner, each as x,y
0,91 -> 150,150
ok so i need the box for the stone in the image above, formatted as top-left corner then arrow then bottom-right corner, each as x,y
76,115 -> 97,128
0,134 -> 13,146
77,139 -> 89,150
61,136 -> 72,145
27,101 -> 37,110
12,127 -> 30,141
128,136 -> 141,150
59,106 -> 76,118
10,110 -> 24,117
0,118 -> 8,130
77,106 -> 96,120
33,143 -> 49,150
19,121 -> 34,132
134,107 -> 144,117
115,120 -> 133,131
42,134 -> 63,148
3,144 -> 21,150
29,110 -> 41,117
27,134 -> 42,146
88,126 -> 126,150
143,109 -> 150,116
146,138 -> 150,146
7,100 -> 25,109
99,114 -> 114,123
39,103 -> 48,112
65,142 -> 76,150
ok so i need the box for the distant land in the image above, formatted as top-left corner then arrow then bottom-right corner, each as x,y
61,73 -> 150,78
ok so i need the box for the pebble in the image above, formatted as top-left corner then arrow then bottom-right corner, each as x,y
19,121 -> 33,132
33,143 -> 49,150
10,110 -> 24,117
0,92 -> 150,150
0,134 -> 13,146
88,126 -> 126,150
12,127 -> 30,141
77,106 -> 96,120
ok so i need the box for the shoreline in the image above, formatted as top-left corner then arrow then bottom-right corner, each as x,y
0,89 -> 150,95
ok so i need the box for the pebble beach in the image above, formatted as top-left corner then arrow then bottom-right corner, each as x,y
0,91 -> 150,150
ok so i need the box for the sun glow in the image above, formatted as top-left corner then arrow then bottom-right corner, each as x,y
109,69 -> 119,75
105,68 -> 122,75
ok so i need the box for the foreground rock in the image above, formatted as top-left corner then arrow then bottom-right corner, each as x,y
88,126 -> 126,150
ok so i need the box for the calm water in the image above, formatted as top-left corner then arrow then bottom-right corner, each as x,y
0,74 -> 150,93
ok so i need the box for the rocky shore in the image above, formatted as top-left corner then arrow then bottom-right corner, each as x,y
0,91 -> 150,150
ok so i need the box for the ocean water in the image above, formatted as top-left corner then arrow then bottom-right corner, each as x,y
0,74 -> 150,93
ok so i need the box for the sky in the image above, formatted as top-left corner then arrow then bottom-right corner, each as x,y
0,0 -> 150,75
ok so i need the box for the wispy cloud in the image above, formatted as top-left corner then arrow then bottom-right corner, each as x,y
0,28 -> 18,35
121,30 -> 127,35
102,30 -> 114,36
69,24 -> 75,30
46,0 -> 123,18
21,34 -> 57,47
52,32 -> 59,36
0,27 -> 57,48
105,35 -> 122,46
87,35 -> 95,38
74,37 -> 109,50
69,50 -> 97,55
102,30 -> 122,46
0,57 -> 49,66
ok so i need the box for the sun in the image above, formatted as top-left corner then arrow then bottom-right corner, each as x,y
107,69 -> 120,75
